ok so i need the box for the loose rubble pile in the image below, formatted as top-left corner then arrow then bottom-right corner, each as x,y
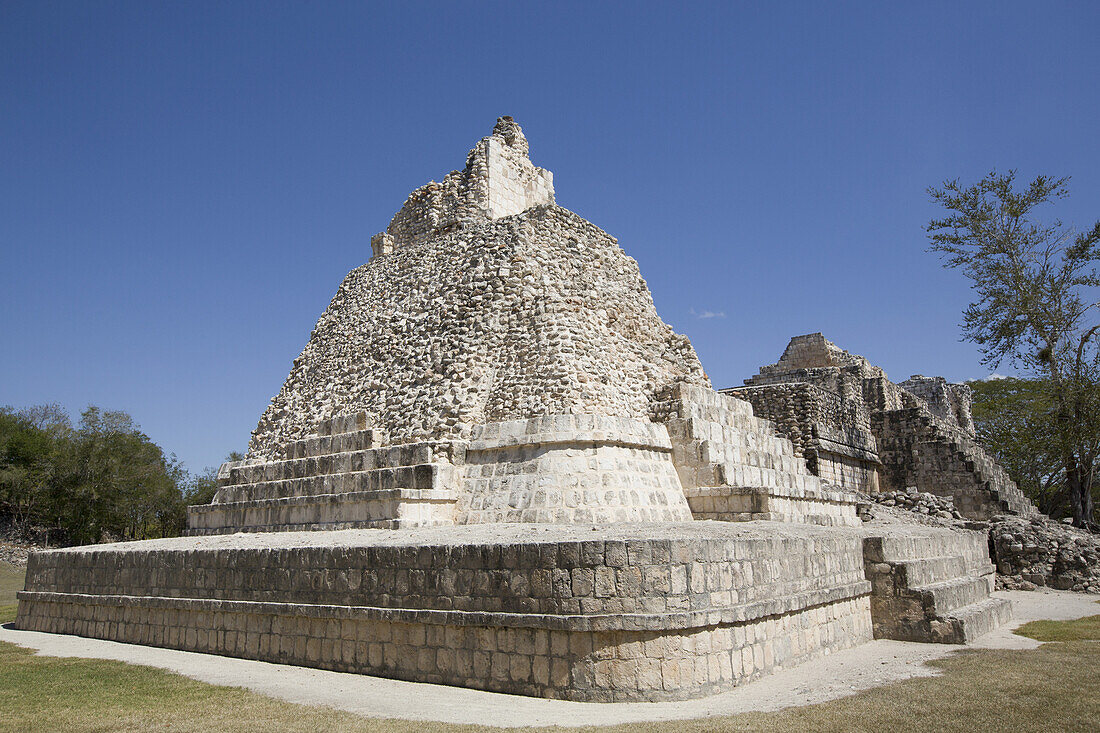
990,515 -> 1100,593
872,488 -> 963,521
0,543 -> 32,568
0,522 -> 43,568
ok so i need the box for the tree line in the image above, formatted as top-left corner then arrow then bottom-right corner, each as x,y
0,404 -> 233,546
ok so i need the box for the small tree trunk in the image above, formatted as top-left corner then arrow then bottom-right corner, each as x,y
1081,473 -> 1096,529
1066,457 -> 1084,527
1065,458 -> 1096,528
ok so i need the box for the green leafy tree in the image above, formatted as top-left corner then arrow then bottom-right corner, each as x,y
928,171 -> 1100,527
968,377 -> 1065,514
182,451 -> 244,509
1,403 -> 233,544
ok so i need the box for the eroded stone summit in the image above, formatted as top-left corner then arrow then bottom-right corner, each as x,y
249,119 -> 709,459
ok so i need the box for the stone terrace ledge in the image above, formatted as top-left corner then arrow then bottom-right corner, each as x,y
17,522 -> 872,702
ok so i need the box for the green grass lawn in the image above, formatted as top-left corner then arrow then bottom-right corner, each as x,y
0,590 -> 1097,732
0,562 -> 24,624
1014,599 -> 1100,641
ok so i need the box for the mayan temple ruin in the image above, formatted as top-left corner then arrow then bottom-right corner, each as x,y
17,118 -> 1022,701
732,333 -> 1039,520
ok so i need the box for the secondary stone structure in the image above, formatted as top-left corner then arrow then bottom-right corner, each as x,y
17,119 -> 1010,702
731,333 -> 1039,520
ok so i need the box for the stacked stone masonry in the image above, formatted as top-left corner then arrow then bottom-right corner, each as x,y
18,524 -> 873,702
189,413 -> 696,534
727,383 -> 880,494
249,118 -> 708,459
653,383 -> 861,527
873,408 -> 1037,519
861,525 -> 1012,643
737,333 -> 1038,520
18,120 -> 1016,702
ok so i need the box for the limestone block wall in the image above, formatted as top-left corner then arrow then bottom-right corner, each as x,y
456,415 -> 692,524
859,374 -> 911,413
17,524 -> 873,702
484,126 -> 554,218
653,382 -> 860,526
872,408 -> 1038,519
811,433 -> 881,493
726,383 -> 881,494
898,375 -> 975,436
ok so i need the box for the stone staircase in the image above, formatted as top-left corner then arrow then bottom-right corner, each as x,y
873,407 -> 1038,519
863,526 -> 1013,643
653,382 -> 860,526
186,413 -> 461,534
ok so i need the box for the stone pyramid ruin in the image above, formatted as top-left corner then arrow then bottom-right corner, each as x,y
17,119 -> 1013,702
732,333 -> 1039,518
189,118 -> 856,532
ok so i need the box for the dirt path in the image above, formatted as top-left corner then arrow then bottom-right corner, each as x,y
1,589 -> 1097,728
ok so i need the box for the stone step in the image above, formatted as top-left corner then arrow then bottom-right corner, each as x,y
659,404 -> 760,426
942,596 -> 1014,643
654,383 -> 756,417
653,406 -> 758,430
896,554 -> 992,588
685,486 -> 862,527
217,463 -> 461,503
223,442 -> 460,486
932,594 -> 1016,638
662,415 -> 760,442
719,463 -> 821,492
284,428 -> 388,459
682,462 -> 822,494
186,488 -> 458,535
666,424 -> 798,460
916,575 -> 996,617
673,441 -> 804,474
866,530 -> 991,569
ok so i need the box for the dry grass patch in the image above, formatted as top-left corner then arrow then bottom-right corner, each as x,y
0,562 -> 24,605
1,602 -> 1098,732
1016,613 -> 1100,642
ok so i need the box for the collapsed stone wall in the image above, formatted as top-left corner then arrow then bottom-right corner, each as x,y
728,383 -> 880,494
379,117 -> 554,253
989,515 -> 1100,593
873,408 -> 1037,519
248,119 -> 706,460
870,489 -> 963,521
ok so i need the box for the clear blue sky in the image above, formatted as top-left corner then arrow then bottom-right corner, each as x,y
2,1 -> 1098,473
